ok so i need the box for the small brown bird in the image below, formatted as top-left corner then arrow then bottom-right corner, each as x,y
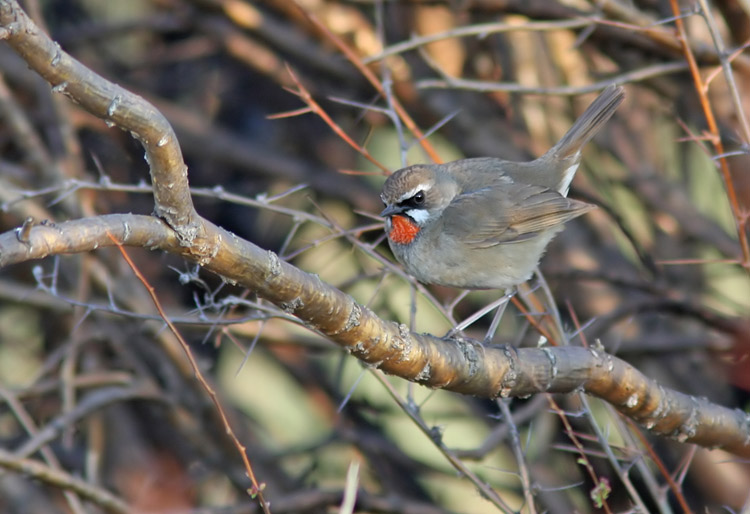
380,85 -> 624,290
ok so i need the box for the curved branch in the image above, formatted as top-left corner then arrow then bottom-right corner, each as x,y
0,0 -> 208,252
1,215 -> 749,457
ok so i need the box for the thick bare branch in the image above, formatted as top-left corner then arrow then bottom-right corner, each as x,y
1,215 -> 748,457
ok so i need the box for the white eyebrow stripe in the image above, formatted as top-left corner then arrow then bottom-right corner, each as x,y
397,183 -> 431,203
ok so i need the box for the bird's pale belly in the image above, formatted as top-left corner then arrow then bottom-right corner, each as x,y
389,229 -> 561,290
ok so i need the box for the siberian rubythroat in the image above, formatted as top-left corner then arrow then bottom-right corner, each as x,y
380,86 -> 624,290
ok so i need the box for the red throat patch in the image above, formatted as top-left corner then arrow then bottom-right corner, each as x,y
389,215 -> 420,245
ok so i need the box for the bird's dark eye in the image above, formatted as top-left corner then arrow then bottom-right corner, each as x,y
413,191 -> 425,204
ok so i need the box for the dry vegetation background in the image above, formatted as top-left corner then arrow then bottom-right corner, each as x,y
0,0 -> 750,512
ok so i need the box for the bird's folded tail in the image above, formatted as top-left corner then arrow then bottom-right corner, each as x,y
548,85 -> 625,160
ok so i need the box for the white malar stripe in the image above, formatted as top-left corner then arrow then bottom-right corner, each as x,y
397,183 -> 431,203
558,157 -> 580,197
406,208 -> 430,224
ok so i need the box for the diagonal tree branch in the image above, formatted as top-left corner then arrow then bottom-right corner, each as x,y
2,212 -> 749,457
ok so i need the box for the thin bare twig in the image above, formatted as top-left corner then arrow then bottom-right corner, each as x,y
418,61 -> 688,95
294,3 -> 443,164
372,369 -> 516,513
277,64 -> 390,174
666,0 -> 750,270
107,234 -> 272,514
0,449 -> 130,514
365,18 -> 596,64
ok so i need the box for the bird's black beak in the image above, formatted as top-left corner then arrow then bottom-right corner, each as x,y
380,204 -> 404,218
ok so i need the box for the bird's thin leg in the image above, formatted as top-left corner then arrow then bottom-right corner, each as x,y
446,290 -> 514,338
483,293 -> 512,343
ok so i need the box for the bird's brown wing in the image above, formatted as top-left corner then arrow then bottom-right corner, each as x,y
441,182 -> 594,248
